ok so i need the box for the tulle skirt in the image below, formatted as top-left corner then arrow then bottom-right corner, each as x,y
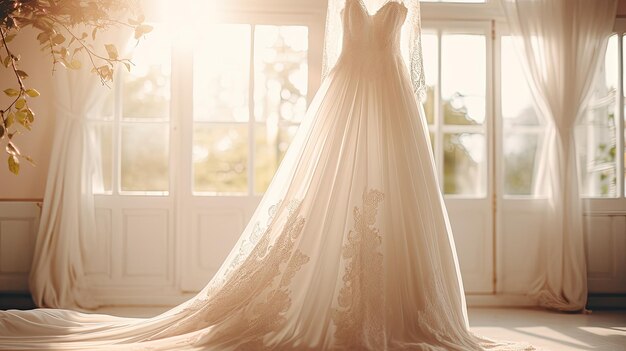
0,53 -> 532,350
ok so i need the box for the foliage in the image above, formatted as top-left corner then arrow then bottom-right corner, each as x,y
0,0 -> 152,175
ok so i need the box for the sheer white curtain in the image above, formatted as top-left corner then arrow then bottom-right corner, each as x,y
29,30 -> 130,309
500,0 -> 617,311
29,67 -> 109,309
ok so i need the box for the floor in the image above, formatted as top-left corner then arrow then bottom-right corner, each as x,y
1,295 -> 624,350
94,306 -> 626,351
468,307 -> 626,351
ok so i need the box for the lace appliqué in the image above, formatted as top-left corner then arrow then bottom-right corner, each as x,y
332,189 -> 385,349
151,200 -> 310,347
178,202 -> 285,315
234,202 -> 310,350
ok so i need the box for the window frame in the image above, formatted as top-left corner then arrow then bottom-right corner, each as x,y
582,18 -> 626,211
97,1 -> 326,199
421,20 -> 493,199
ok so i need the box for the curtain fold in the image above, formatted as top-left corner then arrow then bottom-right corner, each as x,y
29,29 -> 130,309
29,68 -> 109,309
500,0 -> 617,311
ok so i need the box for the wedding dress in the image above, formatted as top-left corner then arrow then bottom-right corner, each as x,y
0,0 -> 534,349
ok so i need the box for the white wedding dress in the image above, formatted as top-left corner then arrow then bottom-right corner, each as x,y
0,0 -> 534,350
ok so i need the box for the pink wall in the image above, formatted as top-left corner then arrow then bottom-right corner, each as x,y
618,0 -> 626,17
0,29 -> 55,200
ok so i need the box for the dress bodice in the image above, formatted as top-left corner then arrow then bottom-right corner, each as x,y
342,0 -> 408,56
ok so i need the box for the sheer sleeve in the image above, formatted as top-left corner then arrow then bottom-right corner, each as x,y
402,0 -> 427,102
321,0 -> 346,81
322,0 -> 427,102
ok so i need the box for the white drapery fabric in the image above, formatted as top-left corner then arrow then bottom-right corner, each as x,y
29,29 -> 130,309
500,0 -> 617,311
29,66 -> 109,309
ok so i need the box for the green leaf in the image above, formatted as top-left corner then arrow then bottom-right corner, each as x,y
123,62 -> 131,72
26,108 -> 34,123
0,125 -> 4,139
8,155 -> 19,175
52,34 -> 66,45
70,59 -> 82,69
25,89 -> 40,97
3,88 -> 19,97
15,111 -> 26,125
36,31 -> 50,44
104,44 -> 118,60
4,34 -> 16,43
6,141 -> 19,156
3,56 -> 11,68
15,98 -> 26,109
16,70 -> 28,79
6,112 -> 14,128
134,24 -> 153,39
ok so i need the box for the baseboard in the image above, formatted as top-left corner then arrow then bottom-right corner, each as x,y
4,291 -> 623,310
466,294 -> 536,307
0,292 -> 36,310
587,294 -> 626,310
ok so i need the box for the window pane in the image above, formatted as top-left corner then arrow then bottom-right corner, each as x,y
504,133 -> 541,196
255,124 -> 298,193
193,124 -> 248,193
577,34 -> 617,198
93,123 -> 113,193
441,34 -> 485,125
501,37 -> 540,126
254,25 -> 308,123
501,36 -> 545,197
123,26 -> 171,120
121,124 -> 169,192
443,133 -> 486,195
422,33 -> 438,125
194,24 -> 251,122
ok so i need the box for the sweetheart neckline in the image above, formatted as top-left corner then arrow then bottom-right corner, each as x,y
354,0 -> 406,17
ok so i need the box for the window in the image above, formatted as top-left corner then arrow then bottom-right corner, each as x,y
500,36 -> 544,197
192,24 -> 308,195
422,25 -> 489,197
577,34 -> 619,198
95,26 -> 172,195
97,22 -> 310,196
500,33 -> 624,199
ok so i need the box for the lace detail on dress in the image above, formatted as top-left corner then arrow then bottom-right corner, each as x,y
225,201 -> 284,278
332,189 -> 385,349
152,200 -> 309,345
236,248 -> 310,350
178,202 -> 285,315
